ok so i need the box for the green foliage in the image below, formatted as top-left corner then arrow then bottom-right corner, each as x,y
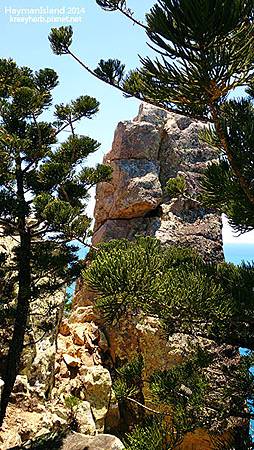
113,355 -> 144,401
117,354 -> 144,385
123,416 -> 168,450
79,164 -> 112,186
51,1 -> 254,117
141,0 -> 254,117
113,378 -> 139,401
64,395 -> 82,432
96,0 -> 126,11
83,237 -> 254,349
49,26 -> 73,54
165,175 -> 186,198
200,99 -> 254,234
150,349 -> 210,433
64,394 -> 82,410
122,70 -> 145,98
94,59 -> 125,86
54,95 -> 100,128
84,237 -> 254,442
0,58 -> 110,251
118,349 -> 253,449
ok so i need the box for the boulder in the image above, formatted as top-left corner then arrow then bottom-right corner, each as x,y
70,306 -> 99,324
94,159 -> 162,230
106,120 -> 161,161
75,401 -> 96,435
79,366 -> 112,432
92,103 -> 223,262
59,319 -> 71,336
61,433 -> 124,450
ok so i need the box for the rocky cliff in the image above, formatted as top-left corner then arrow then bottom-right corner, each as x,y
0,104 -> 247,449
92,103 -> 223,263
72,104 -> 245,448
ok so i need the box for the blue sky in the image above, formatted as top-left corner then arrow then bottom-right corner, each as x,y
0,0 -> 254,257
0,1 -> 154,158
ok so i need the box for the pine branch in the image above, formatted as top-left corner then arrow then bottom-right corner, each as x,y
115,4 -> 147,30
65,48 -> 200,120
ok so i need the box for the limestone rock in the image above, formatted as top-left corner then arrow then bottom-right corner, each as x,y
79,366 -> 112,432
70,306 -> 99,324
63,354 -> 81,367
108,315 -> 199,379
0,231 -> 66,400
106,120 -> 161,161
92,103 -> 223,262
11,375 -> 30,402
75,401 -> 97,435
0,404 -> 63,450
59,319 -> 71,336
26,288 -> 65,396
72,326 -> 85,346
135,102 -> 168,125
61,433 -> 124,450
94,159 -> 162,230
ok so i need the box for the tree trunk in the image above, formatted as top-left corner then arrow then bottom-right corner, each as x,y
0,228 -> 31,425
0,156 -> 32,426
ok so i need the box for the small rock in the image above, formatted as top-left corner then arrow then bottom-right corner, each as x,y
76,347 -> 94,367
11,375 -> 30,401
59,319 -> 71,336
72,326 -> 85,346
80,366 -> 112,432
61,433 -> 124,450
75,401 -> 96,435
63,354 -> 81,367
98,330 -> 109,352
70,306 -> 99,323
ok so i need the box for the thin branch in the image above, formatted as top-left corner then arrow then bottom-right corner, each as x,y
67,49 -> 129,95
53,113 -> 86,137
116,5 -> 147,30
23,329 -> 49,347
73,236 -> 99,252
66,49 -> 200,120
126,397 -> 171,415
69,116 -> 75,137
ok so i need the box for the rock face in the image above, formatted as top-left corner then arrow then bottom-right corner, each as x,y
0,306 -> 112,448
94,159 -> 162,225
93,103 -> 223,262
0,231 -> 65,398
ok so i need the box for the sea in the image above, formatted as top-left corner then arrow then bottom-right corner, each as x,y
224,243 -> 254,441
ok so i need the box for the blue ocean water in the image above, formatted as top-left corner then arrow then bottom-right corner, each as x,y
224,243 -> 254,440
